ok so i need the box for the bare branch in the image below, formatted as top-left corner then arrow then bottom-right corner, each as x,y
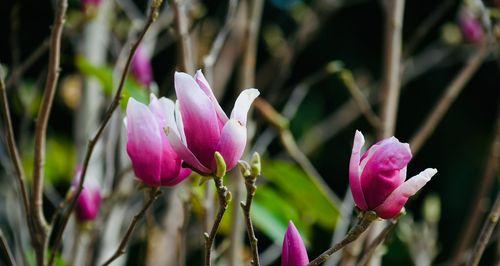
0,230 -> 17,266
172,0 -> 195,74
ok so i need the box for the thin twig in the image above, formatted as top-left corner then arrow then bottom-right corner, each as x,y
466,195 -> 500,266
452,111 -> 500,264
241,0 -> 265,88
102,188 -> 162,266
379,0 -> 405,138
307,212 -> 378,266
0,66 -> 32,243
357,220 -> 397,266
31,0 -> 68,264
47,2 -> 163,264
172,0 -> 194,74
254,98 -> 341,205
239,156 -> 261,266
204,175 -> 231,266
0,230 -> 17,266
339,70 -> 382,129
203,0 -> 239,84
410,43 -> 490,154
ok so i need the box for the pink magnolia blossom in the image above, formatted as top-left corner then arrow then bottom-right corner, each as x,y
165,70 -> 259,175
72,168 -> 102,222
131,47 -> 153,87
349,131 -> 437,219
459,10 -> 485,44
282,221 -> 309,266
125,95 -> 191,186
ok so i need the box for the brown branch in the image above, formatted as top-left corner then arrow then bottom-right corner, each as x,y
0,230 -> 17,266
241,0 -> 264,88
466,195 -> 500,266
204,175 -> 231,266
0,66 -> 32,241
410,43 -> 489,154
452,110 -> 500,265
254,98 -> 341,205
31,0 -> 68,264
307,212 -> 378,266
239,155 -> 261,266
339,70 -> 382,129
356,220 -> 397,266
379,0 -> 405,138
172,0 -> 195,74
47,2 -> 163,265
102,188 -> 162,266
203,0 -> 239,84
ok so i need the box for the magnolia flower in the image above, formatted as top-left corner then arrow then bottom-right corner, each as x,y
165,70 -> 259,175
72,168 -> 102,222
131,47 -> 153,87
349,131 -> 437,219
459,10 -> 485,44
125,95 -> 191,186
282,221 -> 309,266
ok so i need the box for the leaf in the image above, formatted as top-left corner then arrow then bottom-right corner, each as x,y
262,160 -> 340,229
75,56 -> 148,109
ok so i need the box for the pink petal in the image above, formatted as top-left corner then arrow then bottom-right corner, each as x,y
230,89 -> 260,126
282,221 -> 309,266
349,130 -> 368,210
126,98 -> 162,186
76,187 -> 102,221
131,47 -> 153,86
374,168 -> 437,219
165,126 -> 211,174
175,72 -> 221,168
215,119 -> 247,172
194,70 -> 228,128
360,137 -> 412,209
161,167 -> 192,186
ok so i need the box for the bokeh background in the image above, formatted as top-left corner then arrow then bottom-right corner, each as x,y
0,0 -> 499,265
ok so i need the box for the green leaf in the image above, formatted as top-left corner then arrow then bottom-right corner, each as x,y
262,160 -> 340,229
252,186 -> 311,244
75,56 -> 148,109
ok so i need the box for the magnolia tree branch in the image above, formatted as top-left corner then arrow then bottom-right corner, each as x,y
466,195 -> 500,266
30,0 -> 68,264
357,219 -> 398,266
0,230 -> 17,266
307,212 -> 378,266
47,2 -> 163,264
0,66 -> 32,240
5,39 -> 50,89
239,153 -> 262,266
204,152 -> 231,266
102,188 -> 162,266
410,43 -> 490,154
379,0 -> 405,138
172,0 -> 194,74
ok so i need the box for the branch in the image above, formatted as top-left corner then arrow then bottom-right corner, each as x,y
356,220 -> 397,266
203,0 -> 239,84
339,70 -> 381,129
47,1 -> 163,264
0,66 -> 31,242
0,230 -> 17,266
241,0 -> 265,88
204,174 -> 231,266
101,188 -> 162,266
30,0 -> 68,264
466,195 -> 500,266
172,0 -> 194,74
410,43 -> 490,154
5,39 -> 50,89
452,110 -> 500,264
307,212 -> 378,266
379,0 -> 405,138
254,98 -> 340,205
239,154 -> 261,266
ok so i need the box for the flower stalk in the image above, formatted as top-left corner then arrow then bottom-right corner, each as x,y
307,211 -> 378,266
239,153 -> 261,266
204,152 -> 231,266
